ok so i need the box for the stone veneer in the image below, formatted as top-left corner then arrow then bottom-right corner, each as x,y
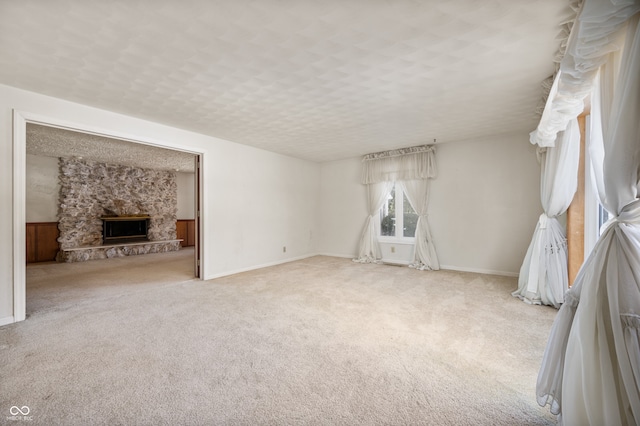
56,157 -> 179,262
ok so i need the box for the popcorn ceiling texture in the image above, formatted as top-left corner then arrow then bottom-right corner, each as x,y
57,157 -> 179,262
0,1 -> 573,162
27,123 -> 196,173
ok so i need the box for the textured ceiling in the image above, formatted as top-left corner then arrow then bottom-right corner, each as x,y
0,0 -> 572,162
27,124 -> 196,173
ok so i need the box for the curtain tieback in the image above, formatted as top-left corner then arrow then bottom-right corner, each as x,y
613,199 -> 640,225
537,213 -> 561,229
538,213 -> 549,229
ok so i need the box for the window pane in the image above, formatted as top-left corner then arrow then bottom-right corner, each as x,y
380,186 -> 396,236
598,204 -> 610,235
403,192 -> 418,237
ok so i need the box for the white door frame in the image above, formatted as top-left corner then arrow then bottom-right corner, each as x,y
12,109 -> 206,323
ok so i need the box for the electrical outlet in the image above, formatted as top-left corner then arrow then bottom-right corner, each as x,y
283,246 -> 286,253
391,246 -> 395,253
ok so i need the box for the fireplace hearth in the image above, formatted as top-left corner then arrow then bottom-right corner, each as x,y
101,215 -> 150,244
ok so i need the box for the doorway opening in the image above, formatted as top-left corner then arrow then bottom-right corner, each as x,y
14,110 -> 205,322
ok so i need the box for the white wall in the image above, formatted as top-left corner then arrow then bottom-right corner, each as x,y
0,84 -> 320,324
176,172 -> 195,220
318,133 -> 541,276
26,154 -> 59,222
210,143 -> 320,271
318,157 -> 367,258
430,133 -> 541,275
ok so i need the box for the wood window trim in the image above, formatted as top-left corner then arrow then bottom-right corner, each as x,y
566,114 -> 587,286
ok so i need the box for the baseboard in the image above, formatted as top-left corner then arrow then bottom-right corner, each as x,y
203,254 -> 519,280
316,253 -> 355,260
439,264 -> 519,278
318,255 -> 519,276
321,257 -> 520,278
0,316 -> 15,327
381,259 -> 411,266
204,253 -> 318,280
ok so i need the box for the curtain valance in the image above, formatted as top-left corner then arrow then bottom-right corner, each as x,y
530,0 -> 640,147
361,145 -> 436,184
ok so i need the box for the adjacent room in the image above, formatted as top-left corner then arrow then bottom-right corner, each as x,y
1,1 -> 638,425
24,124 -> 199,313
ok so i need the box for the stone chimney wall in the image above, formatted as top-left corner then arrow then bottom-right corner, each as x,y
58,158 -> 177,250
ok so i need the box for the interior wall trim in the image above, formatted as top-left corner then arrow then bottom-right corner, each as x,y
439,264 -> 519,278
0,316 -> 15,327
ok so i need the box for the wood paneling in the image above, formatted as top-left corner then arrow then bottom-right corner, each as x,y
176,219 -> 195,247
26,224 -> 38,263
176,220 -> 187,246
567,115 -> 586,286
187,220 -> 196,247
26,222 -> 59,263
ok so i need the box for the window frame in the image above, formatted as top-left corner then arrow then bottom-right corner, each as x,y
583,114 -> 610,255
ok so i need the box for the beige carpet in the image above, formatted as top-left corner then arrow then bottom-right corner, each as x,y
1,250 -> 558,425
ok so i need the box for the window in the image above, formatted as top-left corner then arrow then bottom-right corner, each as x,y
379,183 -> 418,239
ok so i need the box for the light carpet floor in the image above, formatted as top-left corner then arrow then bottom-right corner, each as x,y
1,250 -> 559,425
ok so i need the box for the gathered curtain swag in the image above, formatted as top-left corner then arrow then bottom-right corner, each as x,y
361,145 -> 436,184
355,145 -> 439,270
530,0 -> 638,148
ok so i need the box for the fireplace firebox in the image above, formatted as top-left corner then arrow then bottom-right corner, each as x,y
101,215 -> 151,244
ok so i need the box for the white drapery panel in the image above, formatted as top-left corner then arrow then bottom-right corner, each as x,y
513,119 -> 580,308
355,145 -> 437,265
353,181 -> 394,263
361,145 -> 436,184
401,180 -> 440,270
537,11 -> 640,425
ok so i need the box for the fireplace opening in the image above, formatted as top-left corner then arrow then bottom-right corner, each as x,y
101,216 -> 150,244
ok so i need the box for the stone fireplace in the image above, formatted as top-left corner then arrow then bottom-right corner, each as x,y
56,158 -> 181,262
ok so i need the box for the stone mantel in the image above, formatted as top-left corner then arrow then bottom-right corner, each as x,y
100,215 -> 152,220
62,239 -> 182,251
57,240 -> 182,262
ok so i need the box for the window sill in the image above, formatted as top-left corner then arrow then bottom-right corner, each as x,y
377,237 -> 415,245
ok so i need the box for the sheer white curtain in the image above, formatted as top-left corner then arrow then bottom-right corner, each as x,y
513,118 -> 580,308
354,181 -> 394,263
355,145 -> 437,265
537,9 -> 640,425
401,180 -> 439,270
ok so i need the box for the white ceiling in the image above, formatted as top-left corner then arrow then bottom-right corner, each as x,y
0,0 -> 572,163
